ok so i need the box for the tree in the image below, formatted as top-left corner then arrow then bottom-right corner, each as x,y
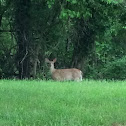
0,0 -> 125,79
14,0 -> 31,79
13,0 -> 64,79
59,0 -> 125,77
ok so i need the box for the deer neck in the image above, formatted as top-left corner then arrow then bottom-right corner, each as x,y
50,63 -> 56,73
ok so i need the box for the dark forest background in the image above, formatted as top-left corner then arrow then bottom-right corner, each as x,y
0,0 -> 126,80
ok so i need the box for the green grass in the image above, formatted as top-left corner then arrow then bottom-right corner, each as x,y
0,80 -> 126,126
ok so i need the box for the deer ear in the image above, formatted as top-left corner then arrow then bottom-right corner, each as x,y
45,58 -> 50,63
53,58 -> 57,63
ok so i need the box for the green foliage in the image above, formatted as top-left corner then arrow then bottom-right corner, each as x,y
60,9 -> 78,19
0,13 -> 16,78
102,0 -> 124,4
66,0 -> 77,4
103,56 -> 126,80
47,0 -> 55,8
0,0 -> 126,79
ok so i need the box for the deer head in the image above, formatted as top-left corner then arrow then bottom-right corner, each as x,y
45,58 -> 57,73
45,58 -> 82,81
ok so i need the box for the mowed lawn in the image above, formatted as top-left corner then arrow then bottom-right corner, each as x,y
0,80 -> 126,126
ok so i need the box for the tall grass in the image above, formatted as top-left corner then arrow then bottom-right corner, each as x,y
0,80 -> 126,126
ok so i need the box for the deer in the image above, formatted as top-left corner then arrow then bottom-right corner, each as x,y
45,58 -> 83,81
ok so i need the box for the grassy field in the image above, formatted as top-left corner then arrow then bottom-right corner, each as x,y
0,80 -> 126,126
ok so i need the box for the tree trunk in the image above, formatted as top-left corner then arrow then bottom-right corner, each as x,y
32,44 -> 40,79
14,0 -> 31,79
72,19 -> 95,73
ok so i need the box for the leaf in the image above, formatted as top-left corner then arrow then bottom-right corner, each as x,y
77,12 -> 81,18
71,0 -> 77,4
48,4 -> 52,8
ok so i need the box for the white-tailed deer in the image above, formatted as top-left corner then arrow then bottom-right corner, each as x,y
45,58 -> 82,81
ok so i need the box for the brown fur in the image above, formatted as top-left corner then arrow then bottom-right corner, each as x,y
45,58 -> 82,81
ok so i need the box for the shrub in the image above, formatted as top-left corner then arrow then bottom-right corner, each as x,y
103,56 -> 126,80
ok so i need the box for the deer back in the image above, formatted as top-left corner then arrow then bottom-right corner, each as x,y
52,68 -> 82,81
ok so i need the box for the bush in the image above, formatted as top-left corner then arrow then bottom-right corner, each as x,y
103,56 -> 126,80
